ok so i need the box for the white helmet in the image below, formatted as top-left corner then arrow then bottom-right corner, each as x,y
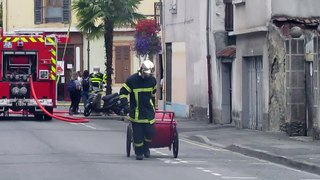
93,66 -> 100,73
140,60 -> 154,74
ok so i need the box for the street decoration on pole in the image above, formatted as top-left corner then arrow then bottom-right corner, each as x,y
134,19 -> 161,63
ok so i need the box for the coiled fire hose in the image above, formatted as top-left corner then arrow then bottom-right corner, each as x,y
29,75 -> 89,123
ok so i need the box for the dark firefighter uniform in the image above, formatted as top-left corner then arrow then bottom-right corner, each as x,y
90,72 -> 107,90
119,72 -> 157,159
89,72 -> 107,109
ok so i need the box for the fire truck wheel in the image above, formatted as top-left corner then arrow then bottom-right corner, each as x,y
44,115 -> 52,120
44,107 -> 53,120
34,114 -> 44,120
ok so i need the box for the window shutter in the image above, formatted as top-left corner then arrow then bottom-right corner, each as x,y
34,0 -> 43,24
224,2 -> 233,31
63,0 -> 70,24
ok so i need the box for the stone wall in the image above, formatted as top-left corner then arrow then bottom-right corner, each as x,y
268,24 -> 287,132
269,24 -> 307,136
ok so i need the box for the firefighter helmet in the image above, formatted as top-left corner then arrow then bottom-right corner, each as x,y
140,60 -> 154,74
93,66 -> 100,73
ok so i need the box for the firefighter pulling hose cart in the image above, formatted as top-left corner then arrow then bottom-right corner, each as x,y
0,33 -> 58,120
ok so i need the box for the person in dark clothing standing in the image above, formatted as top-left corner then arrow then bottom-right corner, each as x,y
119,60 -> 157,160
81,70 -> 91,107
68,72 -> 82,115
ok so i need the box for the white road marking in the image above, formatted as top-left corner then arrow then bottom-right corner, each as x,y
70,122 -> 97,129
196,167 -> 222,176
248,162 -> 270,165
202,169 -> 212,173
179,160 -> 189,163
152,149 -> 168,156
80,123 -> 97,129
157,159 -> 181,164
221,177 -> 258,179
211,172 -> 222,176
180,138 -> 224,151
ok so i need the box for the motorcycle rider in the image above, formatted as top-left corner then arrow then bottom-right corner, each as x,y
119,60 -> 157,160
90,66 -> 107,110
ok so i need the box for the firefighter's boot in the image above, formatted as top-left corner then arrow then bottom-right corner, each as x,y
143,142 -> 150,158
136,154 -> 143,160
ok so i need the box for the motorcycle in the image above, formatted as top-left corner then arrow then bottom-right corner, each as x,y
83,90 -> 129,117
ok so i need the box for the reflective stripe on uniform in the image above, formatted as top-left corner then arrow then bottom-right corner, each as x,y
133,88 -> 155,120
91,77 -> 102,82
103,74 -> 107,83
150,99 -> 154,108
128,117 -> 155,124
144,138 -> 152,142
122,83 -> 132,93
119,94 -> 128,99
134,142 -> 144,147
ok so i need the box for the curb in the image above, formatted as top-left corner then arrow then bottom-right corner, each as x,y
186,135 -> 320,176
226,144 -> 320,176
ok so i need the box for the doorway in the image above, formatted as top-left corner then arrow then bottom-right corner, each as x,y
243,56 -> 263,130
221,61 -> 232,124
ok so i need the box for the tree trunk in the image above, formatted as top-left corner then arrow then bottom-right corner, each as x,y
104,19 -> 114,95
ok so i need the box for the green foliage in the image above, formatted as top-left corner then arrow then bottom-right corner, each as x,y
72,0 -> 145,40
72,0 -> 145,94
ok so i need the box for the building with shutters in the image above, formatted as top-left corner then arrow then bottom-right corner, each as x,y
230,0 -> 320,138
160,0 -> 320,139
2,0 -> 159,100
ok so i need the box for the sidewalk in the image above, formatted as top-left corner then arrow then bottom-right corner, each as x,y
177,119 -> 320,176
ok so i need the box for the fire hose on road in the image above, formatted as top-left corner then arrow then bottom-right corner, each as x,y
29,75 -> 89,123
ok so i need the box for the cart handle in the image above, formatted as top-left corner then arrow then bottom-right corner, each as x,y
155,110 -> 175,121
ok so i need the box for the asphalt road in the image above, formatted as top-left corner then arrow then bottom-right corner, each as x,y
0,117 -> 319,180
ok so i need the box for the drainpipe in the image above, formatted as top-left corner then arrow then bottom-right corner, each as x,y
206,0 -> 213,123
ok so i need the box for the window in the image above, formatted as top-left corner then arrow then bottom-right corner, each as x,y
224,1 -> 233,31
34,0 -> 70,24
45,0 -> 63,23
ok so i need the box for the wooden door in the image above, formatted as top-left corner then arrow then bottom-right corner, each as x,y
248,56 -> 263,130
115,46 -> 131,83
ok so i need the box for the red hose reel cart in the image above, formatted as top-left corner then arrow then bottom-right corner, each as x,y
126,110 -> 179,158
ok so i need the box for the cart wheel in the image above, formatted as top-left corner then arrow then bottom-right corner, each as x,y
173,129 -> 179,158
126,124 -> 132,157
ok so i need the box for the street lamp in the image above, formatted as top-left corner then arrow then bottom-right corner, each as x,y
154,1 -> 162,28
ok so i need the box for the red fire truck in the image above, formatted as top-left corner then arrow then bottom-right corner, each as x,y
0,34 -> 57,120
